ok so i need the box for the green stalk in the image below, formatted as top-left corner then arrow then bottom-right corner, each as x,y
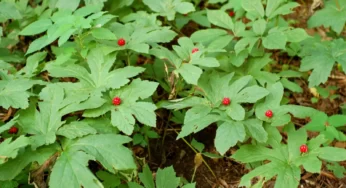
171,128 -> 218,182
335,0 -> 341,10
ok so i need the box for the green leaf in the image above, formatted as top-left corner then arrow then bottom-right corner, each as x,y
0,2 -> 22,21
138,165 -> 154,188
308,1 -> 346,34
191,57 -> 220,68
0,116 -> 18,134
280,78 -> 302,93
57,121 -> 97,139
287,127 -> 307,161
191,139 -> 205,153
96,171 -> 121,188
178,107 -> 219,138
157,97 -> 208,110
318,147 -> 346,161
111,108 -> 136,135
49,151 -> 103,188
285,28 -> 309,43
25,36 -> 48,55
207,10 -> 234,31
252,19 -> 266,36
144,28 -> 177,43
262,29 -> 287,49
56,0 -> 81,11
299,40 -> 345,87
0,79 -> 40,109
268,2 -> 299,19
47,48 -> 145,93
239,162 -> 281,187
274,165 -> 300,188
0,146 -> 57,181
329,115 -> 346,127
232,145 -> 276,163
215,121 -> 245,155
111,79 -> 158,103
20,19 -> 52,36
265,0 -> 282,18
143,0 -> 194,21
91,28 -> 117,40
176,64 -> 203,85
243,119 -> 268,143
226,103 -> 245,121
233,85 -> 269,103
191,29 -> 228,44
155,166 -> 180,188
131,102 -> 157,127
0,136 -> 30,164
68,134 -> 136,171
242,0 -> 264,18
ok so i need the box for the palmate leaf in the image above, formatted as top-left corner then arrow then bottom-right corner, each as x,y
129,165 -> 180,188
18,84 -> 103,149
0,136 -> 30,164
151,37 -> 220,85
300,39 -> 346,87
233,124 -> 346,188
199,72 -> 268,121
49,134 -> 135,188
84,79 -> 158,135
143,0 -> 195,21
308,0 -> 346,34
0,79 -> 42,109
215,118 -> 268,155
49,151 -> 104,188
67,134 -> 136,172
0,145 -> 57,181
46,48 -> 145,94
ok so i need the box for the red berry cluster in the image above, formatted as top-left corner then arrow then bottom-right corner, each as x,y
229,11 -> 235,17
8,126 -> 18,134
117,38 -> 126,46
265,110 -> 273,118
191,48 -> 199,54
300,144 -> 308,153
222,97 -> 231,106
112,97 -> 121,106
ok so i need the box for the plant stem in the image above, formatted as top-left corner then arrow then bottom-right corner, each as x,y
191,166 -> 197,182
335,0 -> 340,10
170,128 -> 218,182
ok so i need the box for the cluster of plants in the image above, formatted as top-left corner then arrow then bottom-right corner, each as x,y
0,0 -> 346,187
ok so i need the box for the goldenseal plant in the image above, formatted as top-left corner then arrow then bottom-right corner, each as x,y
0,0 -> 346,187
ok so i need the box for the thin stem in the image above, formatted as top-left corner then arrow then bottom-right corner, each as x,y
126,50 -> 131,66
145,136 -> 151,161
191,166 -> 197,182
335,0 -> 340,10
171,128 -> 218,182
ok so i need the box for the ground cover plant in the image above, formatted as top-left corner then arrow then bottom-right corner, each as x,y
0,0 -> 346,187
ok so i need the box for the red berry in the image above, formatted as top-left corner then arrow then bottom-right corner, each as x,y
117,38 -> 126,46
265,110 -> 273,118
300,144 -> 308,153
8,127 -> 18,134
191,48 -> 199,54
229,11 -> 235,17
112,97 -> 121,106
222,97 -> 231,106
